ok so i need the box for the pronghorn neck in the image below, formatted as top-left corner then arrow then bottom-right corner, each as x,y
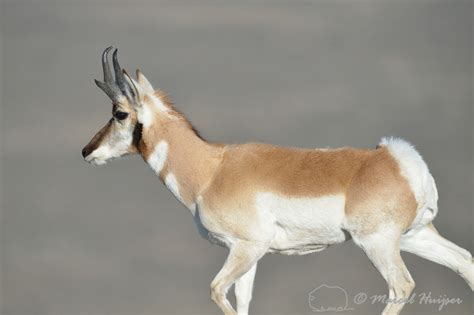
139,109 -> 223,212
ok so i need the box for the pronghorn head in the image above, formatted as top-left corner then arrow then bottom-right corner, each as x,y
82,46 -> 167,165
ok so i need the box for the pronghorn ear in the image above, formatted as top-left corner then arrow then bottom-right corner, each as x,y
123,69 -> 143,108
136,69 -> 154,95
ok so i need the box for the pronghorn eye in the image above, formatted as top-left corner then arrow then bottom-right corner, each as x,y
114,111 -> 128,120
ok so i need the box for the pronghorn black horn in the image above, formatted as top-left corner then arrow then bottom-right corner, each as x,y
95,46 -> 137,104
94,79 -> 117,101
112,48 -> 134,100
102,46 -> 114,83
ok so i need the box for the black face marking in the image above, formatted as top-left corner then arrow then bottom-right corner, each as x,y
81,119 -> 113,158
132,122 -> 143,148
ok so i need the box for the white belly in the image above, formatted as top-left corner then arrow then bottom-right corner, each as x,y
256,192 -> 348,255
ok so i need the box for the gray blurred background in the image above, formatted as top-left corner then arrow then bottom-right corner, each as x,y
1,0 -> 472,314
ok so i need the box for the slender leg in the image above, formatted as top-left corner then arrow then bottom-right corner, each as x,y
353,228 -> 415,315
211,241 -> 267,315
400,223 -> 474,289
235,263 -> 257,315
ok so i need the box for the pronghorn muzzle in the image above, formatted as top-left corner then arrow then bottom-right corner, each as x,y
81,119 -> 113,158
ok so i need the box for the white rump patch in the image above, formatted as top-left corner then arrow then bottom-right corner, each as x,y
147,141 -> 168,174
379,137 -> 438,229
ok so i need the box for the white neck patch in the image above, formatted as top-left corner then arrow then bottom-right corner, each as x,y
147,140 -> 168,174
165,173 -> 183,203
165,172 -> 196,215
137,105 -> 154,128
150,94 -> 169,112
137,94 -> 170,128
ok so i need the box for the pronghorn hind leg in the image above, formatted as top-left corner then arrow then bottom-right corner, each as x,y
234,263 -> 257,315
400,223 -> 474,289
352,228 -> 415,315
211,241 -> 267,315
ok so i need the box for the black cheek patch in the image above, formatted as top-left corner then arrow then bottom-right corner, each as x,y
132,123 -> 143,148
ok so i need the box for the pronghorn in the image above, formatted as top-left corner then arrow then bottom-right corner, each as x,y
82,47 -> 473,315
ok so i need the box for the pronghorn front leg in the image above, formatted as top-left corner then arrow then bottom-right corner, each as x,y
235,263 -> 257,315
211,241 -> 267,315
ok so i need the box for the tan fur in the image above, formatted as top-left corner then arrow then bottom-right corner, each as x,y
84,83 -> 419,239
158,123 -> 222,206
196,143 -> 417,238
84,87 -> 417,239
135,93 -> 223,207
345,147 -> 418,234
84,68 -> 463,315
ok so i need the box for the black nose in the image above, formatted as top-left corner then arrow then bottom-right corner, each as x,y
82,146 -> 90,158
